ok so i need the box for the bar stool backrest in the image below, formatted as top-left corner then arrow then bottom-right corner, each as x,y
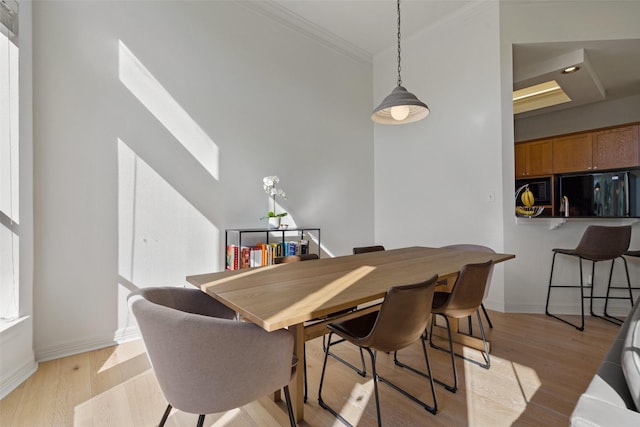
575,225 -> 632,261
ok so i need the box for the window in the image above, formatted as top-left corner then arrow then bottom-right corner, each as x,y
0,0 -> 19,321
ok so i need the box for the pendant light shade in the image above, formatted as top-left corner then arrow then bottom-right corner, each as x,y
372,0 -> 429,125
372,86 -> 429,124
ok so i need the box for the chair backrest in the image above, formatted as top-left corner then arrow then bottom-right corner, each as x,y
434,260 -> 493,319
358,275 -> 438,353
128,287 -> 294,415
574,225 -> 632,261
274,253 -> 319,264
442,244 -> 495,299
353,245 -> 386,254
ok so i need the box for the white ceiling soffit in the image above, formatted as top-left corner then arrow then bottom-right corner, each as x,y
513,39 -> 640,118
514,49 -> 606,115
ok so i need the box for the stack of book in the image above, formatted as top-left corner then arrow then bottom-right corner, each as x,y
226,240 -> 310,270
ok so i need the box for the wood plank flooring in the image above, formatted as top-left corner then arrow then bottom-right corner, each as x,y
0,310 -> 620,426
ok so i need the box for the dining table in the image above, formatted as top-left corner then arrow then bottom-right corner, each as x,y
186,245 -> 515,422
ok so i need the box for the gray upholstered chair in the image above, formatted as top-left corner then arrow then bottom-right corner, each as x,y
318,275 -> 439,426
128,287 -> 296,427
441,244 -> 496,331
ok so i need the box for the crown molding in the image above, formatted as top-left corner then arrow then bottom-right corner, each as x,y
239,0 -> 372,65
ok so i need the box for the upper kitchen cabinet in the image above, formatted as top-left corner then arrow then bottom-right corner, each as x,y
515,139 -> 553,178
592,125 -> 640,170
552,133 -> 593,173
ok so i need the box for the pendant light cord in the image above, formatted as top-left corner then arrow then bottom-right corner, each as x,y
396,0 -> 402,87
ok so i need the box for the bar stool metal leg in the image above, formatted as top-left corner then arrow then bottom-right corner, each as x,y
545,252 -> 585,331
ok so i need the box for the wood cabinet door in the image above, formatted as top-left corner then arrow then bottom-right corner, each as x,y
527,140 -> 553,176
514,143 -> 528,177
515,139 -> 552,178
553,133 -> 593,173
592,125 -> 640,170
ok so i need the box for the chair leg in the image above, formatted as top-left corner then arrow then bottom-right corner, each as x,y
323,335 -> 366,377
475,310 -> 491,368
381,336 -> 438,414
396,316 -> 458,393
603,257 -> 633,324
366,348 -> 382,427
196,414 -> 205,427
318,332 -> 355,427
545,252 -> 585,331
159,404 -> 172,427
481,303 -> 493,328
283,385 -> 297,427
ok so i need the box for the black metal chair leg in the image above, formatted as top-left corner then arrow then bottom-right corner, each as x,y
475,310 -> 490,367
481,303 -> 493,328
603,257 -> 633,323
159,404 -> 172,426
196,414 -> 205,427
383,337 -> 438,414
283,385 -> 297,427
323,337 -> 366,377
420,315 -> 457,392
545,252 -> 585,331
318,332 -> 354,427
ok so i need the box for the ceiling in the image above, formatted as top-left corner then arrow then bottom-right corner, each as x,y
262,0 -> 640,117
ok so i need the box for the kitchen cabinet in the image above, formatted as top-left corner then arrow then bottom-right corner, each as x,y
515,139 -> 553,178
592,125 -> 640,170
552,133 -> 593,173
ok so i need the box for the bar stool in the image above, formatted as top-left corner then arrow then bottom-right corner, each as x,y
545,225 -> 633,331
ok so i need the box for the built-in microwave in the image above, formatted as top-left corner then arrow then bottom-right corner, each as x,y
515,177 -> 552,206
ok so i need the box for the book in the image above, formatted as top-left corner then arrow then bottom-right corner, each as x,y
240,246 -> 251,269
250,246 -> 263,268
286,242 -> 297,256
226,245 -> 239,270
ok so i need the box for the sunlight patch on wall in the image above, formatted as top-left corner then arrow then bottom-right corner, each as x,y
118,40 -> 219,180
117,138 -> 219,340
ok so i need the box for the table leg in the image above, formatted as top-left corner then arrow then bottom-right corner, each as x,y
290,323 -> 305,423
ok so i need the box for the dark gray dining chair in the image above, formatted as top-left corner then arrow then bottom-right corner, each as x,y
128,287 -> 296,427
318,275 -> 439,427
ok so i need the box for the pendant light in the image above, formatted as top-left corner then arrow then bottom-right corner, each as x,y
372,0 -> 429,125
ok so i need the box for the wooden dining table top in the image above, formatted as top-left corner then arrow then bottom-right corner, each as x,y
186,246 -> 515,332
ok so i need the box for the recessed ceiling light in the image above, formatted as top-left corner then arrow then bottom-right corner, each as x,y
562,66 -> 581,74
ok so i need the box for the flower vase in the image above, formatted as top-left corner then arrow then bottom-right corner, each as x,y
268,217 -> 281,229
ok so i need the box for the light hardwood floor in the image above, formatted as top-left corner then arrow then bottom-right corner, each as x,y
1,310 -> 619,426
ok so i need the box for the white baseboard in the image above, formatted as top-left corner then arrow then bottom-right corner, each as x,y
35,327 -> 141,363
0,359 -> 37,400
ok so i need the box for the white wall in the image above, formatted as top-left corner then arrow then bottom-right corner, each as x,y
374,2 -> 507,309
31,1 -> 373,360
500,1 -> 640,314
